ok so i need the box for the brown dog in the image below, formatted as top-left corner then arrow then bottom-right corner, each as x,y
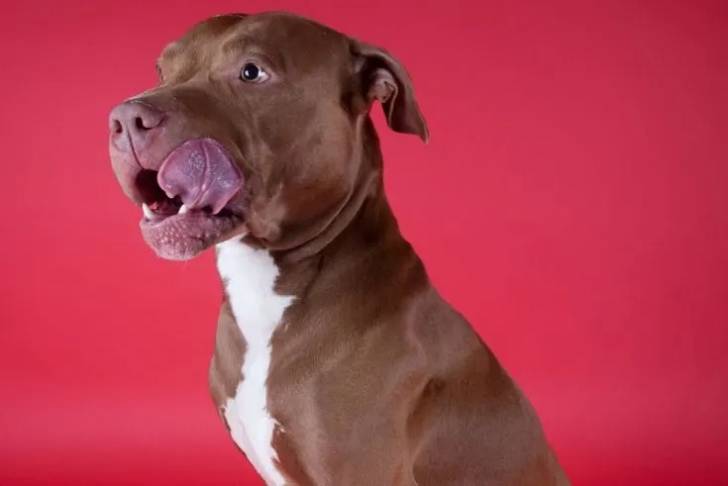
109,12 -> 568,486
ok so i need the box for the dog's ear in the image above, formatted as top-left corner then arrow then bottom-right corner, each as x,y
352,42 -> 429,143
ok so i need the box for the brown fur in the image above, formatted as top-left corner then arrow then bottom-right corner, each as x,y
110,12 -> 569,485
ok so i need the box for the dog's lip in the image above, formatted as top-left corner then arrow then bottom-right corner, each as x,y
139,205 -> 242,227
138,204 -> 245,260
128,137 -> 249,259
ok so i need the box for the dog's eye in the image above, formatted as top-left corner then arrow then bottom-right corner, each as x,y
240,63 -> 269,83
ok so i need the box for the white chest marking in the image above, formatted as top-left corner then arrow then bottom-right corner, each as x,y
216,238 -> 294,486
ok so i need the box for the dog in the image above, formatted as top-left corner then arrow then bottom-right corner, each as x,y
109,12 -> 569,486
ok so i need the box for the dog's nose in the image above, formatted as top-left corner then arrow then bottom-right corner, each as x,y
109,101 -> 165,154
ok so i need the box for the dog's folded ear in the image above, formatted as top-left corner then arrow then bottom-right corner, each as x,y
352,42 -> 429,143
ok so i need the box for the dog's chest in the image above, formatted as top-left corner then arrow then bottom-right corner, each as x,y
216,239 -> 294,486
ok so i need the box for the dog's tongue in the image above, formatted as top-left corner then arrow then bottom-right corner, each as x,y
157,139 -> 243,214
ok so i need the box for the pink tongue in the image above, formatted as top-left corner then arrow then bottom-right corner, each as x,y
157,139 -> 243,214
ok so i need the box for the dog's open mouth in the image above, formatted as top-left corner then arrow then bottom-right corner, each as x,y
134,138 -> 245,260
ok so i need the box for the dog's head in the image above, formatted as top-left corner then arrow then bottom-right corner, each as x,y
109,12 -> 427,260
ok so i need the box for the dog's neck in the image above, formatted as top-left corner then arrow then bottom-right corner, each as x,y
220,123 -> 414,297
218,183 -> 407,305
273,120 -> 390,262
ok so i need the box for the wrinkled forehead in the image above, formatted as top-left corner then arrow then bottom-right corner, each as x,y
158,13 -> 353,77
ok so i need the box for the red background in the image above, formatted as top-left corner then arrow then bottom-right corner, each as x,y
2,1 -> 727,484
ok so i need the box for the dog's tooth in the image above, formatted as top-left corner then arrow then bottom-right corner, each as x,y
178,204 -> 189,215
142,203 -> 154,220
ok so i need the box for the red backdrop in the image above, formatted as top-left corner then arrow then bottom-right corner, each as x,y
2,1 -> 727,484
